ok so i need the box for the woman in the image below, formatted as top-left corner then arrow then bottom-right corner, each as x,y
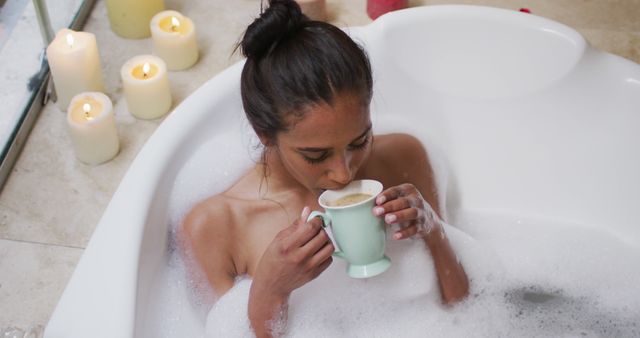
181,1 -> 469,336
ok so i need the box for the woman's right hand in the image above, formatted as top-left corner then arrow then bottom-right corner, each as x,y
251,206 -> 334,299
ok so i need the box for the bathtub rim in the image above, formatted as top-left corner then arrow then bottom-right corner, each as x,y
44,4 -> 639,338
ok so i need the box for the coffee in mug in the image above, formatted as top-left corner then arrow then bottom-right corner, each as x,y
308,179 -> 391,278
328,193 -> 372,207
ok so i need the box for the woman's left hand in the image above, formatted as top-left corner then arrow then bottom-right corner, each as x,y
372,183 -> 441,240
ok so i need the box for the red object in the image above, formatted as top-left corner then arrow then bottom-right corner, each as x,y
367,0 -> 408,20
519,8 -> 532,14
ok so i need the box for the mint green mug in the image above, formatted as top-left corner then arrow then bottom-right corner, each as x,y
308,179 -> 391,278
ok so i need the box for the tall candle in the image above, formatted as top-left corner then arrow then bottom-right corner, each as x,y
296,0 -> 327,21
67,92 -> 119,165
46,29 -> 105,110
120,55 -> 172,119
150,10 -> 199,70
106,0 -> 165,39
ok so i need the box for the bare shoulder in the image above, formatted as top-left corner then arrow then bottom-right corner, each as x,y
373,133 -> 427,161
368,133 -> 431,181
366,133 -> 440,213
181,194 -> 233,243
180,193 -> 237,295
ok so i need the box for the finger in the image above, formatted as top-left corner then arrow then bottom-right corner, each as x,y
308,240 -> 335,268
385,207 -> 421,225
307,215 -> 324,228
310,255 -> 333,279
291,216 -> 324,247
292,206 -> 311,227
393,223 -> 419,240
301,227 -> 331,255
375,186 -> 404,205
372,197 -> 412,217
300,206 -> 311,221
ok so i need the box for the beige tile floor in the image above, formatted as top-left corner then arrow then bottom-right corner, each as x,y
0,0 -> 638,333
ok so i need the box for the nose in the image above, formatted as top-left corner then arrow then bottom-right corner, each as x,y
327,152 -> 352,185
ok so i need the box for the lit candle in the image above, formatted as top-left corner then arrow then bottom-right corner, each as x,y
105,0 -> 165,39
296,0 -> 327,21
67,92 -> 119,165
46,29 -> 105,110
150,10 -> 199,70
120,55 -> 172,119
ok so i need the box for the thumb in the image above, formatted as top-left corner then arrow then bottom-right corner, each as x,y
300,206 -> 311,222
294,206 -> 311,226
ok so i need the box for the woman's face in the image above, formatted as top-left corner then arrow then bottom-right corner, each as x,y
274,93 -> 372,194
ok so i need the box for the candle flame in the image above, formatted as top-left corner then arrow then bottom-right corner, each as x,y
66,33 -> 75,47
142,62 -> 151,78
83,103 -> 94,121
171,16 -> 180,31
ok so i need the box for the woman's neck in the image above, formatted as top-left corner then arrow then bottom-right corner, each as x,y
255,148 -> 317,204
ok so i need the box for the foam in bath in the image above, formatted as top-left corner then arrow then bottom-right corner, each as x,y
199,215 -> 640,338
153,115 -> 640,337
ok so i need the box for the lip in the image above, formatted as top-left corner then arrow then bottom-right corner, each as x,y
322,183 -> 350,191
315,180 -> 356,197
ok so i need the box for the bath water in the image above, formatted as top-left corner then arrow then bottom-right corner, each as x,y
201,212 -> 640,337
149,116 -> 640,337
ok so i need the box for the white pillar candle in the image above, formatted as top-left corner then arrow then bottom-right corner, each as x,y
105,0 -> 165,39
296,0 -> 327,21
150,10 -> 199,70
67,92 -> 119,165
120,55 -> 172,119
46,29 -> 105,110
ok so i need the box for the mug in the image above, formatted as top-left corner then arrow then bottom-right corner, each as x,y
308,179 -> 391,278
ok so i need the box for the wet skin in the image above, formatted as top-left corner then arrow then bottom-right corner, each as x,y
181,92 -> 469,337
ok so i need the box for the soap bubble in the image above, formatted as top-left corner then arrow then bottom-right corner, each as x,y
149,114 -> 640,338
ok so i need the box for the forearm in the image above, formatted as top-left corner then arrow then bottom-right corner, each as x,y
422,225 -> 469,304
248,283 -> 289,338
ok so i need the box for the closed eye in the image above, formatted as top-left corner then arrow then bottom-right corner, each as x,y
298,125 -> 371,165
302,151 -> 330,164
348,133 -> 371,150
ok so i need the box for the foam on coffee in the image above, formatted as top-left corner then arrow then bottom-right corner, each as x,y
328,193 -> 372,207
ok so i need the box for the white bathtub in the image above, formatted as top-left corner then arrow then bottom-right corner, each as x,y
45,5 -> 640,338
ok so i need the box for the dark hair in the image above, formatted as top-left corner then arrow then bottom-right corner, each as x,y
239,0 -> 373,142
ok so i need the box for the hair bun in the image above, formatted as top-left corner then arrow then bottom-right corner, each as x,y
241,0 -> 306,59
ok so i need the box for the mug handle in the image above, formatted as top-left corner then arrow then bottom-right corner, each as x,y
307,211 -> 345,259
